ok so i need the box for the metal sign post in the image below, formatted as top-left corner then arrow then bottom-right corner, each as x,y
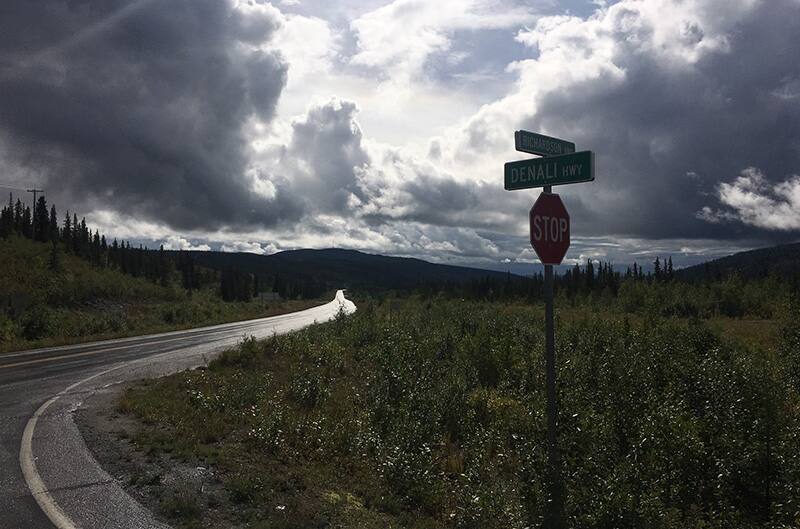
542,193 -> 562,528
504,130 -> 595,529
537,184 -> 565,529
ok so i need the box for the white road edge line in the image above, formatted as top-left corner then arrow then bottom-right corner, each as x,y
18,327 -> 249,528
18,329 -> 259,529
20,364 -> 122,529
18,293 -> 352,529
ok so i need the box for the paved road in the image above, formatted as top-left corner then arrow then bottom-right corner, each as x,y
0,291 -> 355,529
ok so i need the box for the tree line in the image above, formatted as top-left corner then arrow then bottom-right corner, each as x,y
417,254 -> 797,320
0,193 -> 212,288
0,193 -> 315,302
421,256 -> 674,301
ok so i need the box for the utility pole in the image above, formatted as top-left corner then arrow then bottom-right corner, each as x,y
26,188 -> 44,239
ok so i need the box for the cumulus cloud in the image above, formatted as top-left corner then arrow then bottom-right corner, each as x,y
350,0 -> 538,90
272,12 -> 340,84
259,97 -> 514,234
698,167 -> 800,230
220,241 -> 279,255
0,0 -> 297,231
254,0 -> 800,262
283,99 -> 370,213
160,236 -> 211,252
2,0 -> 800,268
428,0 -> 800,241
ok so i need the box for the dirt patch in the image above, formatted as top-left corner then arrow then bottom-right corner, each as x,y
75,380 -> 238,529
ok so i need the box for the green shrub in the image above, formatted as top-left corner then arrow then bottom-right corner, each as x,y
0,315 -> 15,343
21,305 -> 55,340
122,300 -> 800,529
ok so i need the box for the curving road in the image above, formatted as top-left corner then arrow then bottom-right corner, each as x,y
0,291 -> 355,529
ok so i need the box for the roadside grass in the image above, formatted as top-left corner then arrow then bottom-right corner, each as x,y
0,237 -> 322,351
119,299 -> 800,529
0,296 -> 321,353
160,488 -> 203,525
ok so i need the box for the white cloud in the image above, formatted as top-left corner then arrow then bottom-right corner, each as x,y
160,236 -> 211,252
772,77 -> 800,100
700,167 -> 800,230
271,12 -> 340,85
350,0 -> 538,92
516,0 -> 754,65
220,241 -> 278,254
86,209 -> 170,242
435,0 -> 759,165
36,0 -> 799,269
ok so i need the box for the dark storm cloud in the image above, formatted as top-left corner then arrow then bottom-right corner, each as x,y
391,174 -> 514,230
0,0 -> 299,230
352,142 -> 516,232
527,0 -> 800,241
279,0 -> 800,253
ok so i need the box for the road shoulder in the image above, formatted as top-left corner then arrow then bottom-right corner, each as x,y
76,378 -> 233,529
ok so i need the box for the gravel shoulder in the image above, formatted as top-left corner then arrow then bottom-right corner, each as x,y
75,377 -> 234,529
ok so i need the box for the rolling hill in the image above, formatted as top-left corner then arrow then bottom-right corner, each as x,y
176,248 -> 513,293
0,237 -> 316,350
677,242 -> 800,281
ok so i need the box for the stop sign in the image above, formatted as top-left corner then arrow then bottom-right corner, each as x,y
530,192 -> 570,265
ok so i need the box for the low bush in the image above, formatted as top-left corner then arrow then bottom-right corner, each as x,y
121,300 -> 800,529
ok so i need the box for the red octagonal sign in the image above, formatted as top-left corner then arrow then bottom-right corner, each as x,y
530,192 -> 570,265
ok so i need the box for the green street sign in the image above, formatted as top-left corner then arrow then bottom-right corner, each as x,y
504,151 -> 594,190
515,130 -> 575,156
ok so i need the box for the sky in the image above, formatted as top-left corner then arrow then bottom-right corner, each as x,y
0,0 -> 799,271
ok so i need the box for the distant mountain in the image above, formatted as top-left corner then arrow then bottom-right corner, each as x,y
462,261 -> 544,276
176,248 -> 514,293
677,242 -> 800,281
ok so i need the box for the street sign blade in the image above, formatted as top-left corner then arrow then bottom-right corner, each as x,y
505,151 -> 594,191
515,130 -> 575,156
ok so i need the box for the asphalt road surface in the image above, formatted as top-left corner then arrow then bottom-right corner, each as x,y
0,291 -> 355,529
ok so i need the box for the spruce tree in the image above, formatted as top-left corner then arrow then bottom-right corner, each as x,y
49,205 -> 58,242
62,212 -> 72,252
22,206 -> 32,239
79,218 -> 88,256
35,196 -> 49,242
72,213 -> 79,253
158,245 -> 169,287
92,231 -> 101,265
0,194 -> 12,238
1,194 -> 12,237
14,199 -> 23,234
